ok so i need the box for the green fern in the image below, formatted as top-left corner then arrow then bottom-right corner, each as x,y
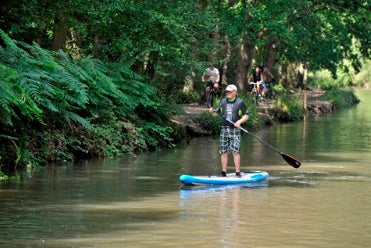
63,112 -> 92,129
1,34 -> 91,127
1,29 -> 177,169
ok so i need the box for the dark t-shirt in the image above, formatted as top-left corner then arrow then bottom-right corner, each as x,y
214,97 -> 249,127
252,71 -> 262,82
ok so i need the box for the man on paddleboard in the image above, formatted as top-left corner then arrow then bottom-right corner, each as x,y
209,84 -> 249,177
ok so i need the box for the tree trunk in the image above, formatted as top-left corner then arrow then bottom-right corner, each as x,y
281,62 -> 288,88
235,4 -> 259,91
235,33 -> 254,91
144,51 -> 159,80
221,35 -> 232,86
93,35 -> 102,58
297,63 -> 304,89
303,62 -> 309,89
296,62 -> 310,89
265,36 -> 280,72
52,18 -> 67,51
183,73 -> 196,92
69,29 -> 81,59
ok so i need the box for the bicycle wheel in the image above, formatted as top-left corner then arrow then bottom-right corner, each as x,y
258,96 -> 265,105
207,91 -> 214,108
251,90 -> 259,106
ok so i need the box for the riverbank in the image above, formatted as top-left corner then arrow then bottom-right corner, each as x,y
2,89 -> 370,247
171,89 -> 341,136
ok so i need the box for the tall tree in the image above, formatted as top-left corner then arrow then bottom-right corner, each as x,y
1,0 -> 369,92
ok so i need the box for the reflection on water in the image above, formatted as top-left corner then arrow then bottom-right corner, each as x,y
1,89 -> 371,247
179,186 -> 246,247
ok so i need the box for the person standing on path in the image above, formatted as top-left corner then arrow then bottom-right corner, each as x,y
209,84 -> 249,177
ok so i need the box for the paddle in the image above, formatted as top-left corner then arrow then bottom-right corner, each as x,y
227,120 -> 301,168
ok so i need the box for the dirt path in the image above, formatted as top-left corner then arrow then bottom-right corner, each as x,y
181,104 -> 209,116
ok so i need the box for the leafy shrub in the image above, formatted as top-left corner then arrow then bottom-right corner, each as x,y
0,30 -> 180,170
174,90 -> 201,104
196,112 -> 221,134
321,89 -> 360,109
354,60 -> 370,87
274,93 -> 304,122
236,92 -> 260,130
310,69 -> 352,90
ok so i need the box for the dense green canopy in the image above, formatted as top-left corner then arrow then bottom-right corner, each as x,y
0,0 -> 369,170
1,0 -> 369,86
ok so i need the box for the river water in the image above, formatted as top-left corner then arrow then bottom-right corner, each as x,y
1,89 -> 370,248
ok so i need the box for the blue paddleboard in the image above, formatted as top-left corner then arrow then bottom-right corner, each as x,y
179,171 -> 269,186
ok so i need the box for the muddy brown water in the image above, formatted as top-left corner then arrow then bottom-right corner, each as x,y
0,89 -> 370,247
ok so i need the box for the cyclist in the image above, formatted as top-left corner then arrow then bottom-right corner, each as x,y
248,66 -> 265,96
248,64 -> 273,99
261,63 -> 274,98
201,64 -> 220,103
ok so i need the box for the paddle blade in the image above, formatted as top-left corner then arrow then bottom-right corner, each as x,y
281,153 -> 301,168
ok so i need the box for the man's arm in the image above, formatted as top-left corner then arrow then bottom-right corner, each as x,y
234,114 -> 249,128
248,74 -> 253,82
209,107 -> 219,117
209,98 -> 224,117
201,73 -> 205,82
216,71 -> 220,83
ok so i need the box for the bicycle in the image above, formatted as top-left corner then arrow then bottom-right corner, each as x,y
205,79 -> 217,108
249,82 -> 264,106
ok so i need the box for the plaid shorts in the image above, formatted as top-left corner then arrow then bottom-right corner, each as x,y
219,127 -> 241,154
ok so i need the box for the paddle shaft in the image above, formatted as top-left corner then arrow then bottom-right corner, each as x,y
238,125 -> 282,154
227,119 -> 281,153
226,119 -> 301,168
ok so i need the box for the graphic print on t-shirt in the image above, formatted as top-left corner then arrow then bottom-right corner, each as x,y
226,103 -> 233,121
